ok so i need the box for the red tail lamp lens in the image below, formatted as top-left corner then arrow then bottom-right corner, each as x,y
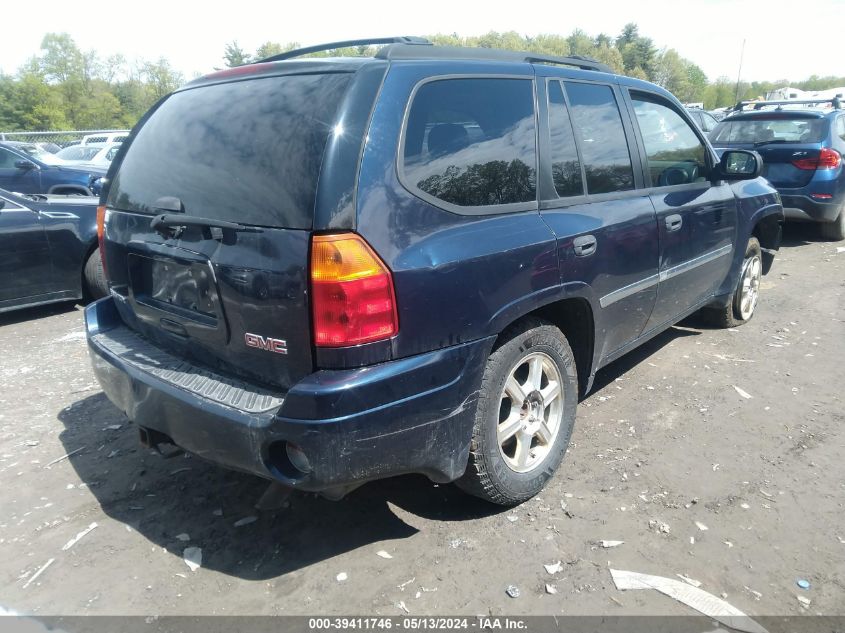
310,234 -> 398,347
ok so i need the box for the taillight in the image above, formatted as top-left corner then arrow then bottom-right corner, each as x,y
96,205 -> 107,276
310,233 -> 398,347
792,147 -> 841,170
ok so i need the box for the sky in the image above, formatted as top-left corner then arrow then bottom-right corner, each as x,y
2,0 -> 843,83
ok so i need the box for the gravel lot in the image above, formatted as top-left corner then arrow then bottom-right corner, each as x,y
1,224 -> 843,619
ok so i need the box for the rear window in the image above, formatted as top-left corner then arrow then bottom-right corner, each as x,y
712,117 -> 828,144
107,73 -> 352,228
401,78 -> 537,210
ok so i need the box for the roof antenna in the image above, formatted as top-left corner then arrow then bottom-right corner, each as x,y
733,39 -> 746,103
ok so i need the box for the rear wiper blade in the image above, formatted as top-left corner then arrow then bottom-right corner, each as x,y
150,213 -> 262,239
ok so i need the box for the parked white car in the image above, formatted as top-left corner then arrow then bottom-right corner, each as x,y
80,132 -> 129,145
55,142 -> 121,167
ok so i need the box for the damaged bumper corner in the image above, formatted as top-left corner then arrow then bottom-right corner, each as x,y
85,297 -> 492,492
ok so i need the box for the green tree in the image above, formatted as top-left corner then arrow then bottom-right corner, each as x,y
685,63 -> 709,102
703,76 -> 737,109
255,41 -> 298,59
617,23 -> 657,81
654,49 -> 702,102
141,58 -> 184,101
0,73 -> 69,130
223,41 -> 251,67
38,33 -> 86,84
566,29 -> 596,57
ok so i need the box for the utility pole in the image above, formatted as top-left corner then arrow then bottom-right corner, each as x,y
734,39 -> 746,102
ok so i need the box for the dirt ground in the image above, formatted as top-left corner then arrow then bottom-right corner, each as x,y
1,224 -> 843,619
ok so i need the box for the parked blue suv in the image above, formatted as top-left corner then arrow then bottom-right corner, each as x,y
710,99 -> 845,240
0,141 -> 106,196
85,37 -> 783,505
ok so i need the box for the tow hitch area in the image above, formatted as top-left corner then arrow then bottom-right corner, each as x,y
138,426 -> 182,458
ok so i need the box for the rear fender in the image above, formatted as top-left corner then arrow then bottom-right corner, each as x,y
487,281 -> 601,394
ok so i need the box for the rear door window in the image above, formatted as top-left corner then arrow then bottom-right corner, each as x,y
107,73 -> 352,228
632,93 -> 710,186
547,80 -> 584,198
401,78 -> 537,210
563,82 -> 634,194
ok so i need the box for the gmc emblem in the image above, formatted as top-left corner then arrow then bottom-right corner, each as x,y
244,333 -> 288,355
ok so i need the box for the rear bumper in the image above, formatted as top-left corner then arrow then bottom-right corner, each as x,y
780,193 -> 843,223
86,297 -> 492,491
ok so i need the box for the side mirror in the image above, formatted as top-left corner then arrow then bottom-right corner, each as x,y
0,200 -> 5,211
718,150 -> 762,180
14,160 -> 36,171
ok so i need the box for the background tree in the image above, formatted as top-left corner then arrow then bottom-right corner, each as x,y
2,27 -> 844,132
254,41 -> 298,59
223,41 -> 251,67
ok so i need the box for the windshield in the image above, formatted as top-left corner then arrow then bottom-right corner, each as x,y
107,73 -> 352,228
57,146 -> 101,161
15,143 -> 65,165
712,117 -> 828,144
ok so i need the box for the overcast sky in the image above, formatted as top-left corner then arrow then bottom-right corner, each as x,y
2,0 -> 842,83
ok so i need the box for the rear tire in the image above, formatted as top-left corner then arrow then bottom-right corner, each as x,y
456,318 -> 578,505
820,209 -> 845,241
83,248 -> 108,300
703,237 -> 762,328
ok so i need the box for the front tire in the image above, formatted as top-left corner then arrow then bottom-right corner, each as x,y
456,318 -> 578,505
705,237 -> 762,328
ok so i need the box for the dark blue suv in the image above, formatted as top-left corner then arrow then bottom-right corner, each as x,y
710,100 -> 845,240
0,141 -> 106,196
85,38 -> 783,505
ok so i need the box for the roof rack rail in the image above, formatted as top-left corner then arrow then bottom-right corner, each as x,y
256,37 -> 432,63
732,98 -> 842,111
523,53 -> 611,73
376,43 -> 612,73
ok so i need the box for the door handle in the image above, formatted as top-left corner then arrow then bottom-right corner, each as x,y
665,214 -> 683,232
573,235 -> 597,257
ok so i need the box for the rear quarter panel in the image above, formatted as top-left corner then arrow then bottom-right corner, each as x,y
355,61 -> 590,361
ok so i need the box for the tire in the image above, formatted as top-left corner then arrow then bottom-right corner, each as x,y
704,237 -> 762,328
456,318 -> 578,505
820,209 -> 845,241
83,248 -> 108,300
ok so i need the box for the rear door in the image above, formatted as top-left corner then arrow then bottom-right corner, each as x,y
627,90 -> 737,331
103,72 -> 354,390
537,77 -> 658,361
0,194 -> 53,304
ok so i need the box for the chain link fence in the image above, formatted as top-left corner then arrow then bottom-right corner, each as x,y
0,130 -> 130,152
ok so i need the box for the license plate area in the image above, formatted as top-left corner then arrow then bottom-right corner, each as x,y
135,255 -> 215,320
127,249 -> 229,345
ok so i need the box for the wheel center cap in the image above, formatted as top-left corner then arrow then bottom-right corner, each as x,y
523,391 -> 544,429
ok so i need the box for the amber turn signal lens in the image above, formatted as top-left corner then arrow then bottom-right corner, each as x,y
310,233 -> 398,347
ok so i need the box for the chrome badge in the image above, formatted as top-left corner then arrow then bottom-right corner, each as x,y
244,333 -> 288,355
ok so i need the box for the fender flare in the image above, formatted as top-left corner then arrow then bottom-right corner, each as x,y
713,201 -> 784,303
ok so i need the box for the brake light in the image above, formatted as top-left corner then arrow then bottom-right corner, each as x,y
310,233 -> 398,347
792,147 -> 841,170
96,205 -> 107,276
